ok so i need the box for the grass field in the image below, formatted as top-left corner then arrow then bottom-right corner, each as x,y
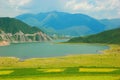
0,67 -> 120,80
0,44 -> 120,80
0,70 -> 14,75
1,76 -> 120,80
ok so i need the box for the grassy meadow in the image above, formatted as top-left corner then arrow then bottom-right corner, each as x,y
0,44 -> 120,80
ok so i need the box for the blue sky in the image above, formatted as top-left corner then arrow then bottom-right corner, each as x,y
0,0 -> 120,19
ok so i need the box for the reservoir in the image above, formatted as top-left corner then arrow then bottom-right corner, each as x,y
0,40 -> 109,59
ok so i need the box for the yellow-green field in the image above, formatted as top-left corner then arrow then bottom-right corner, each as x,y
79,68 -> 118,72
37,68 -> 65,72
1,76 -> 120,80
0,44 -> 120,80
0,70 -> 14,75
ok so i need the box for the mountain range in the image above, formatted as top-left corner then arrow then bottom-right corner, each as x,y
68,27 -> 120,44
0,17 -> 52,43
16,11 -> 106,36
100,18 -> 120,30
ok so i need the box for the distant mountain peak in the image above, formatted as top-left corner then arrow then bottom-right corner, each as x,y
16,11 -> 106,36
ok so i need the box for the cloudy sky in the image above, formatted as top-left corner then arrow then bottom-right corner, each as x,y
0,0 -> 120,19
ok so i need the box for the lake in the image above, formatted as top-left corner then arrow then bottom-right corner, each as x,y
0,40 -> 109,59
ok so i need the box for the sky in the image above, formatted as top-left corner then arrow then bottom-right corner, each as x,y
0,0 -> 120,19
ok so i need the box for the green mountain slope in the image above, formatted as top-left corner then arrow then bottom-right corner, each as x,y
0,17 -> 42,34
68,28 -> 120,44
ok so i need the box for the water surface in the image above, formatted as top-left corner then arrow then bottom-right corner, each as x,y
0,40 -> 109,59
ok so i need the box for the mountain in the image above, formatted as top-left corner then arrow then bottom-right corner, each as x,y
0,17 -> 52,42
68,28 -> 120,44
16,11 -> 106,36
0,17 -> 42,34
100,18 -> 120,30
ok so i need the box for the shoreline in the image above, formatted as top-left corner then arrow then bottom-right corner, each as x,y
0,40 -> 53,46
0,41 -> 10,46
0,44 -> 120,69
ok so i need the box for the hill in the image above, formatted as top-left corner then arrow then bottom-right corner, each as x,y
16,11 -> 105,36
0,17 -> 42,34
0,17 -> 52,42
68,28 -> 120,44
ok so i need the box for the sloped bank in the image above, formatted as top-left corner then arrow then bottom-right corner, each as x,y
0,30 -> 52,44
0,41 -> 9,46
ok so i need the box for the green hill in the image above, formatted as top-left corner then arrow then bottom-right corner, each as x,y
0,17 -> 52,42
68,28 -> 120,44
0,17 -> 42,34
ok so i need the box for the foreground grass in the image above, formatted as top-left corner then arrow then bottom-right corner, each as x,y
79,68 -> 118,72
0,70 -> 14,75
1,76 -> 119,80
0,67 -> 120,80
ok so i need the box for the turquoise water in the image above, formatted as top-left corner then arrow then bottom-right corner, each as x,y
0,40 -> 109,59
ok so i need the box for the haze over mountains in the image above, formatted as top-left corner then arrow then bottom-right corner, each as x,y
100,18 -> 120,30
16,11 -> 106,36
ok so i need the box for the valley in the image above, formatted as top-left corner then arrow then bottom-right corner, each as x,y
0,10 -> 120,80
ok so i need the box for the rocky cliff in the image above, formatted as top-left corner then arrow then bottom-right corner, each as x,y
0,30 -> 52,43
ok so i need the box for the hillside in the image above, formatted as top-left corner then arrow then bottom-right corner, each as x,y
0,17 -> 42,34
68,28 -> 120,44
0,17 -> 52,42
16,11 -> 105,36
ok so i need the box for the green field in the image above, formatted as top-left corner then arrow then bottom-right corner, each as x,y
1,76 -> 119,80
0,44 -> 120,80
0,67 -> 120,80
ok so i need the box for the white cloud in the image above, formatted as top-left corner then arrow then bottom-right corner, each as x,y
65,0 -> 120,11
66,0 -> 93,11
65,0 -> 120,18
0,0 -> 119,19
9,0 -> 32,11
9,0 -> 31,6
73,2 -> 93,10
0,0 -> 32,17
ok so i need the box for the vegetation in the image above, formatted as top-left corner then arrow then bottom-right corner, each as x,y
0,70 -> 13,75
0,17 -> 42,34
79,68 -> 118,72
68,28 -> 120,44
1,76 -> 119,80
